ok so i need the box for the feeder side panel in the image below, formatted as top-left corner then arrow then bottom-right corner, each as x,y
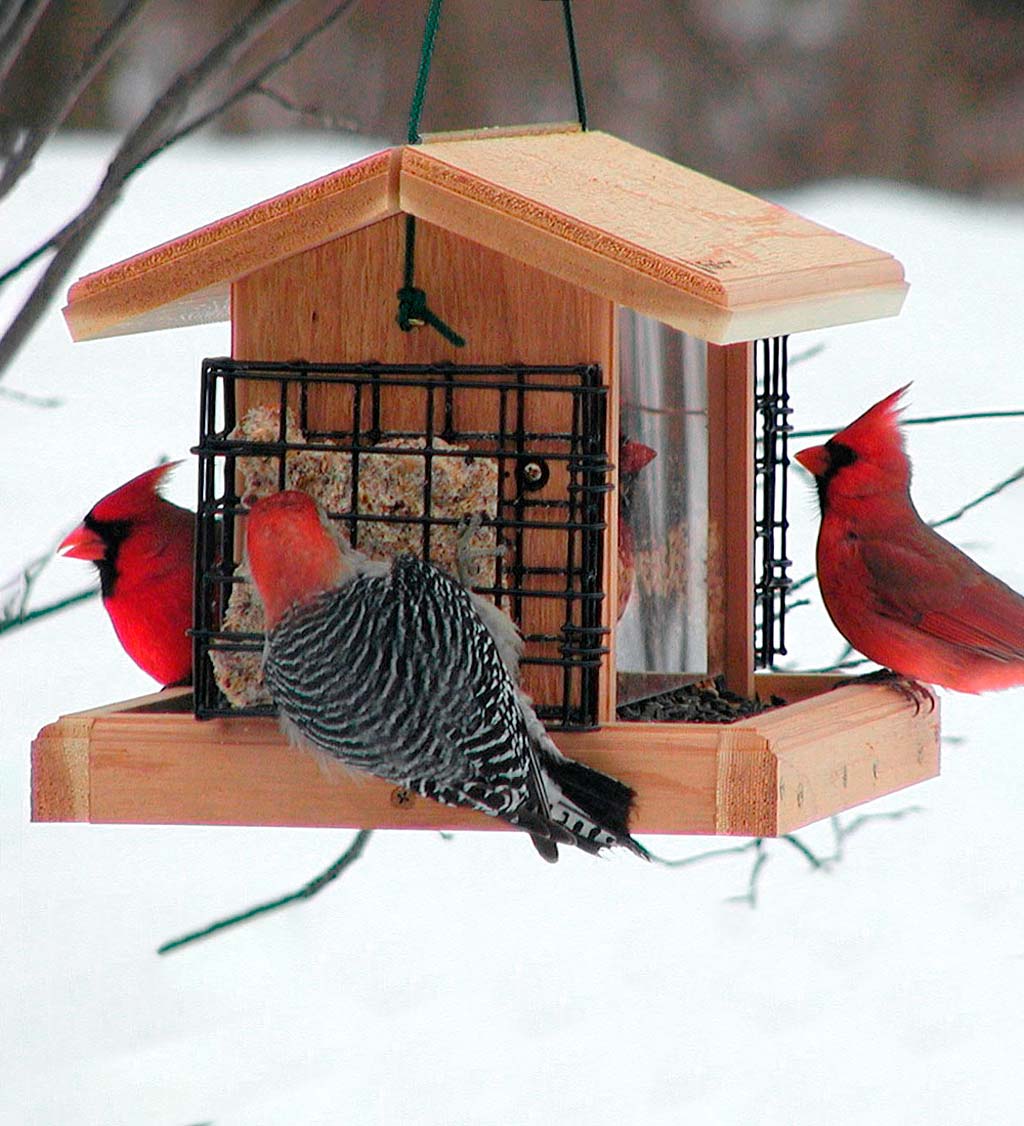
229,215 -> 616,718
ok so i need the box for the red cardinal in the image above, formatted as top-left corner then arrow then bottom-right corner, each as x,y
617,437 -> 657,619
795,386 -> 1024,692
58,462 -> 194,687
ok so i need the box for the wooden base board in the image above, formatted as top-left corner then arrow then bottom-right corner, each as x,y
30,675 -> 939,838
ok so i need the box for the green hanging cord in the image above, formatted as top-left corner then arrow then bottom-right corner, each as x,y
407,0 -> 444,145
397,0 -> 466,346
397,215 -> 466,347
559,0 -> 587,130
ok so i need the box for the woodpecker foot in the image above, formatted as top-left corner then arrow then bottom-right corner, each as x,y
834,668 -> 936,715
455,511 -> 504,588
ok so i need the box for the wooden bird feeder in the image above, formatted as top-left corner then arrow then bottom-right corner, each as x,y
32,125 -> 939,840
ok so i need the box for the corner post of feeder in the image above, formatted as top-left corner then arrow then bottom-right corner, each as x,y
714,724 -> 777,836
598,300 -> 621,724
707,341 -> 755,699
31,716 -> 93,821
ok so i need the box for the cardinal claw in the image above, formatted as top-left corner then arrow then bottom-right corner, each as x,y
883,676 -> 933,715
833,668 -> 936,715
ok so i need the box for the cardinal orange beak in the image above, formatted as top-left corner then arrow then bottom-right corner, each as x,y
794,445 -> 829,478
58,522 -> 105,561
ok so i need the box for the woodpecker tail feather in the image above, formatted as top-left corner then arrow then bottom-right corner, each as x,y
536,753 -> 650,860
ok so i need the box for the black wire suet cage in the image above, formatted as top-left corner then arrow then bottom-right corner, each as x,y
192,358 -> 611,730
754,336 -> 793,668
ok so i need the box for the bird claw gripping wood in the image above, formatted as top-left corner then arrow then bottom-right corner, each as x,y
455,511 -> 504,589
834,668 -> 937,716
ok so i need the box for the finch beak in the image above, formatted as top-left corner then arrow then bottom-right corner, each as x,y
58,523 -> 105,561
794,445 -> 829,478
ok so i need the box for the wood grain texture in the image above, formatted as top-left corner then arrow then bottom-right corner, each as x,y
62,131 -> 906,345
63,149 -> 400,341
231,215 -> 617,716
402,132 -> 908,343
706,342 -> 755,697
30,677 -> 939,837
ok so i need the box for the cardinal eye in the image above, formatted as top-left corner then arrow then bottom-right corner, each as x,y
827,441 -> 857,470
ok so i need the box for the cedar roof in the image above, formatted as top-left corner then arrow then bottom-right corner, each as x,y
64,126 -> 906,345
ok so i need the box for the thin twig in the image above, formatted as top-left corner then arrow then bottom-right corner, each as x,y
141,0 -> 359,162
646,839 -> 759,869
791,410 -> 1024,440
931,464 -> 1024,530
0,0 -> 151,201
726,840 -> 769,907
826,807 -> 924,863
0,383 -> 62,407
0,586 -> 96,634
0,0 -> 358,379
157,830 -> 373,955
650,805 -> 922,906
253,83 -> 361,133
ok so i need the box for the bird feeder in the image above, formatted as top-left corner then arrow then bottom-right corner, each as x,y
32,125 -> 939,840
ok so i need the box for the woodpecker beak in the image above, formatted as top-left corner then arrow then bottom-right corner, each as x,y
794,444 -> 829,478
58,522 -> 105,561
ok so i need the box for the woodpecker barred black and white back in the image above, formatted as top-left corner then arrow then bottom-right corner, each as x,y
263,554 -> 646,861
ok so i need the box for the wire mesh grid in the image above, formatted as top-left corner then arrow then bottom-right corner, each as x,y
192,358 -> 611,729
753,336 -> 793,668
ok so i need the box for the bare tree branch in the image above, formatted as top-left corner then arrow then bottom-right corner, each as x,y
0,0 -> 359,380
646,806 -> 924,906
157,830 -> 373,955
0,0 -> 152,201
931,464 -> 1024,530
0,540 -> 97,636
0,586 -> 97,635
0,0 -> 50,86
0,383 -> 61,407
151,0 -> 360,156
253,84 -> 361,133
791,409 -> 1024,441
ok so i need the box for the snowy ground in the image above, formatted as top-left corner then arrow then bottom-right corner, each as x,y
2,135 -> 1023,1126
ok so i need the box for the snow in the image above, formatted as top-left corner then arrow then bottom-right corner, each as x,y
2,136 -> 1023,1126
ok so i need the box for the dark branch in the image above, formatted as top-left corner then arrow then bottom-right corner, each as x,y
0,0 -> 353,380
152,0 -> 360,157
157,830 -> 373,955
791,409 -> 1024,440
0,586 -> 97,635
0,0 -> 50,86
0,0 -> 151,201
253,83 -> 361,133
931,464 -> 1024,530
648,805 -> 922,905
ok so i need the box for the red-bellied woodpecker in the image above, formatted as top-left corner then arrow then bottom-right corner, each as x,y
245,490 -> 648,862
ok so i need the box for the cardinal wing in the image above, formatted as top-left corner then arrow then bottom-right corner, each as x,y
861,532 -> 1024,663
